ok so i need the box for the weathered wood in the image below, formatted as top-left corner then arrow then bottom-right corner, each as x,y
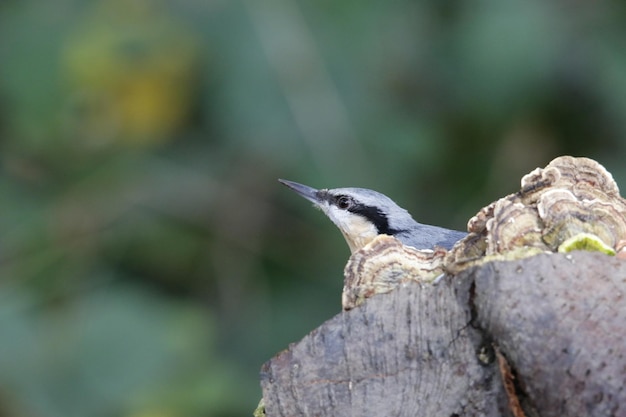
472,252 -> 626,416
260,252 -> 626,416
261,273 -> 509,416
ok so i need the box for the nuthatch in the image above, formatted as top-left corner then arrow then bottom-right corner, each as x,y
279,179 -> 466,253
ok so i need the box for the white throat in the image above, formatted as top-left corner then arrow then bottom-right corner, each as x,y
321,205 -> 379,253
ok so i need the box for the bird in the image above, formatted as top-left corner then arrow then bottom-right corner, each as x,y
279,179 -> 467,253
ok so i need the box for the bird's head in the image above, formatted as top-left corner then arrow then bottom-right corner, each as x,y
279,179 -> 416,253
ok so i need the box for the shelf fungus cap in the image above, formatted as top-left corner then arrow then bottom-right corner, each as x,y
342,235 -> 447,310
446,156 -> 626,273
521,155 -> 620,197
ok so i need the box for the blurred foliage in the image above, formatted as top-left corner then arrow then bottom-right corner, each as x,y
61,1 -> 201,145
1,0 -> 626,416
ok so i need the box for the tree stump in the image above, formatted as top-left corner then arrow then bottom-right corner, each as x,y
260,252 -> 626,416
261,156 -> 626,416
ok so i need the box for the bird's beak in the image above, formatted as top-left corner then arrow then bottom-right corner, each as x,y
278,179 -> 322,205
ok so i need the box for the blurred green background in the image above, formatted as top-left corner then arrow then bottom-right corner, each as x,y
1,0 -> 626,416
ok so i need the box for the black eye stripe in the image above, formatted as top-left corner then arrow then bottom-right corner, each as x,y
318,190 -> 408,237
347,203 -> 403,235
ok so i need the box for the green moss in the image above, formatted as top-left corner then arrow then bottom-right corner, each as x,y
557,233 -> 616,255
253,398 -> 266,417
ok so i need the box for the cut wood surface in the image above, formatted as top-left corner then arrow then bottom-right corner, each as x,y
260,252 -> 626,416
473,252 -> 626,416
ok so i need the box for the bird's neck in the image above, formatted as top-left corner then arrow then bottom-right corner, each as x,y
338,218 -> 379,253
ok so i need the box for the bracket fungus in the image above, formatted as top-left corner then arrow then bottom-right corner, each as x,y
447,156 -> 626,272
342,156 -> 626,305
342,235 -> 446,310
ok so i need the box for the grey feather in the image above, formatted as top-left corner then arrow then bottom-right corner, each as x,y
395,224 -> 466,250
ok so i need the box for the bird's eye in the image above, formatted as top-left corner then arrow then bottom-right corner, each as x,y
336,196 -> 352,210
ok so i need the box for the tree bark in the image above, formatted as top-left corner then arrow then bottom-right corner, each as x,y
260,252 -> 626,416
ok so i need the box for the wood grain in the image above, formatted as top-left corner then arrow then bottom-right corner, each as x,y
260,252 -> 626,416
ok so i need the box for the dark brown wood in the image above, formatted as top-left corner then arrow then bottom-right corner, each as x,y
260,252 -> 626,416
